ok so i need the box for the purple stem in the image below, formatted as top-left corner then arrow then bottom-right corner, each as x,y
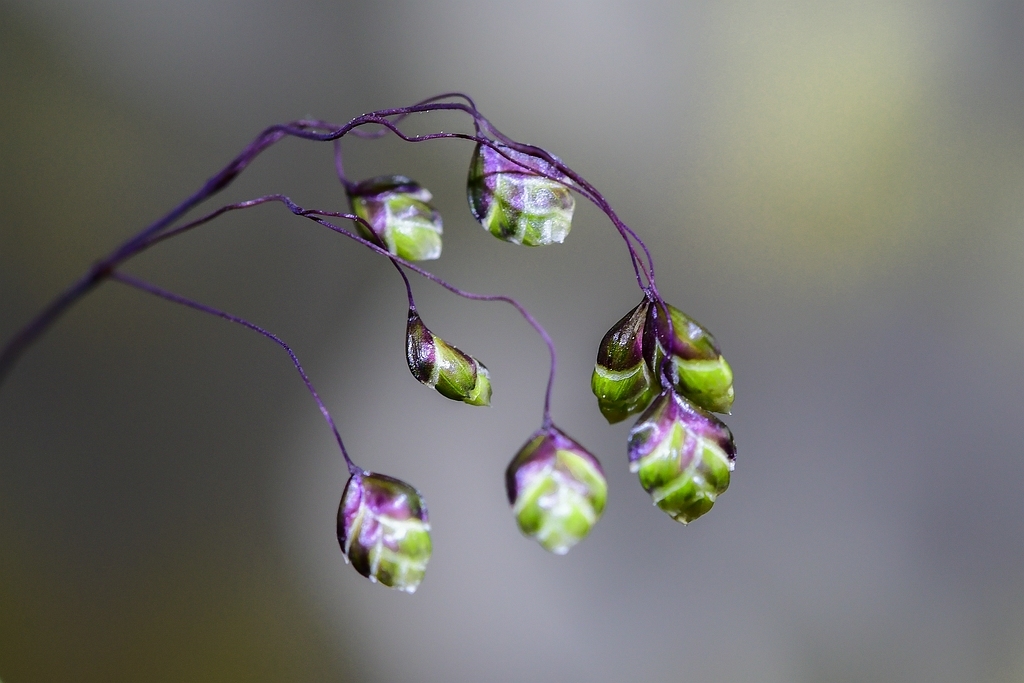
144,194 -> 559,428
473,120 -> 658,292
320,100 -> 657,289
333,140 -> 356,194
318,117 -> 657,293
347,92 -> 481,138
330,133 -> 418,312
0,96 -> 654,389
110,271 -> 360,474
392,260 -> 418,311
290,210 -> 560,429
288,104 -> 655,289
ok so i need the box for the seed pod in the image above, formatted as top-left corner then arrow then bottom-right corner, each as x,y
505,427 -> 607,554
337,471 -> 432,593
649,302 -> 734,414
591,299 -> 660,423
628,389 -> 736,525
348,175 -> 443,261
406,309 -> 491,406
467,142 -> 575,246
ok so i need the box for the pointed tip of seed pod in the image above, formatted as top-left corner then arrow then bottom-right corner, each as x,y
405,312 -> 493,406
462,364 -> 492,406
592,299 -> 660,423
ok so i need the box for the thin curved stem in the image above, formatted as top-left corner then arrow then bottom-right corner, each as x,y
291,211 -> 559,428
476,124 -> 658,289
298,105 -> 655,289
329,117 -> 656,292
333,139 -> 356,193
140,194 -> 559,427
110,271 -> 360,475
0,97 -> 656,392
392,260 -> 417,311
0,106 -> 455,383
332,139 -> 417,313
347,92 -> 481,138
0,265 -> 108,385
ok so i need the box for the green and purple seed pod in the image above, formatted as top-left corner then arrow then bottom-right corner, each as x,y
348,175 -> 443,261
591,298 -> 660,424
505,427 -> 607,554
649,302 -> 734,414
467,142 -> 575,246
406,309 -> 491,406
337,472 -> 432,593
628,389 -> 736,525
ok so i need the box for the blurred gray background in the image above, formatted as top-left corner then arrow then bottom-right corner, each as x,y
2,1 -> 1024,681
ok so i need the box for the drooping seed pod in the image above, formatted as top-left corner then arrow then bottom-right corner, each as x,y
406,309 -> 491,406
505,427 -> 607,554
348,175 -> 443,261
649,301 -> 734,414
628,389 -> 736,525
337,471 -> 432,593
591,298 -> 660,424
467,141 -> 575,246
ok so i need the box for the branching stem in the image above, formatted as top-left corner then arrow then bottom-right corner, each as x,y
1,94 -> 650,434
152,194 -> 560,427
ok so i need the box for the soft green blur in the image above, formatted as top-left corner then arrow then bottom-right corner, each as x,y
681,4 -> 1023,298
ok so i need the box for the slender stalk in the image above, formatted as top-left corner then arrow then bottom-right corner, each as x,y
1,96 -> 653,394
316,117 -> 657,292
148,194 -> 560,427
110,271 -> 360,475
333,140 -> 356,194
296,211 -> 559,427
392,260 -> 418,311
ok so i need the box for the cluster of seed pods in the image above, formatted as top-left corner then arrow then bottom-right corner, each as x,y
337,137 -> 593,591
0,95 -> 737,597
336,130 -> 736,592
593,299 -> 736,525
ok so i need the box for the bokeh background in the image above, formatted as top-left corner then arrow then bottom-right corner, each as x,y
2,1 -> 1024,681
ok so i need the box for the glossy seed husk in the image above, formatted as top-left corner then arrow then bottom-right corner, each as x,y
627,389 -> 736,524
591,299 -> 659,423
406,309 -> 491,406
467,142 -> 575,246
349,175 -> 443,261
648,302 -> 734,414
505,427 -> 607,554
337,472 -> 432,593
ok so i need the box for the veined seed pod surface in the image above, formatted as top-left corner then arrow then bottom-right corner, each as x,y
505,427 -> 607,554
628,389 -> 736,525
592,298 -> 659,423
406,309 -> 491,406
467,142 -> 575,246
648,302 -> 735,414
348,175 -> 443,261
337,472 -> 432,593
